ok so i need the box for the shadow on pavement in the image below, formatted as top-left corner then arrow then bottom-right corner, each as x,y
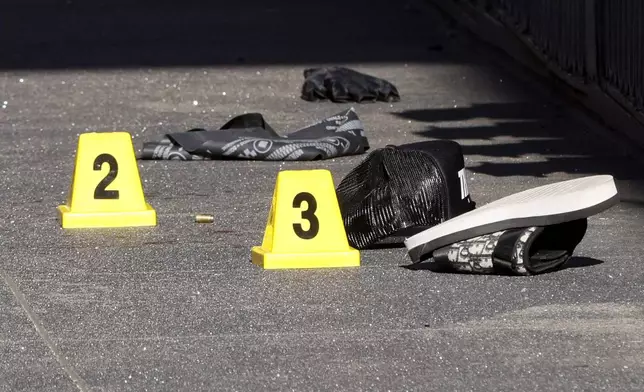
563,257 -> 604,269
402,257 -> 604,274
0,0 -> 454,69
392,103 -> 644,181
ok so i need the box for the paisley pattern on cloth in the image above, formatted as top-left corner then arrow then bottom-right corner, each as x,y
139,108 -> 369,161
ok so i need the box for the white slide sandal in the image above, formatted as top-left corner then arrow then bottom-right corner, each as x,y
404,175 -> 620,263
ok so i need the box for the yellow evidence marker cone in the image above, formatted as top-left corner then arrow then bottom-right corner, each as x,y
251,169 -> 360,269
57,132 -> 157,228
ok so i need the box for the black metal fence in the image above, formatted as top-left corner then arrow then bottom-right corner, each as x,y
467,0 -> 643,116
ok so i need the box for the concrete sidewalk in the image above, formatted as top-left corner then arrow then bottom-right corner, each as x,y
1,0 -> 643,390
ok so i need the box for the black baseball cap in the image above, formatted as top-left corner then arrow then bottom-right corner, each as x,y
336,140 -> 476,249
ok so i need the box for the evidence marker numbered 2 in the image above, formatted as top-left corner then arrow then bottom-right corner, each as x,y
57,132 -> 157,229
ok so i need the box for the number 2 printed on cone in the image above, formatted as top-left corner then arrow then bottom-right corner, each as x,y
57,132 -> 156,229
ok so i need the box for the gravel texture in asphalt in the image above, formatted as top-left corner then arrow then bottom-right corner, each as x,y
1,0 -> 644,391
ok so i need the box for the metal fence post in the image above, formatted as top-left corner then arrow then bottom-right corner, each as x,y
585,0 -> 598,82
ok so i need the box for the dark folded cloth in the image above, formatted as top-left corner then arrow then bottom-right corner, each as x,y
301,67 -> 400,103
140,108 -> 369,161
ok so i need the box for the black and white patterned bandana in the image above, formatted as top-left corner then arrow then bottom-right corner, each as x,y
139,108 -> 369,161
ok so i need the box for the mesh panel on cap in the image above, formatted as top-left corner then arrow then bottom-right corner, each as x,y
336,146 -> 447,249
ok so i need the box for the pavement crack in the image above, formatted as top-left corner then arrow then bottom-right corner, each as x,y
0,271 -> 90,392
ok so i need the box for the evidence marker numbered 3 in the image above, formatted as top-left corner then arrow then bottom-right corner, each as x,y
251,169 -> 360,270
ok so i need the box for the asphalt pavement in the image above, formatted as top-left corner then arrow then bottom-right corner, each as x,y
1,0 -> 644,391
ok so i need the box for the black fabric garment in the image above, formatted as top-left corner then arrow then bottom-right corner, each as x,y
301,67 -> 400,103
139,108 -> 369,161
429,219 -> 588,276
336,141 -> 476,250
